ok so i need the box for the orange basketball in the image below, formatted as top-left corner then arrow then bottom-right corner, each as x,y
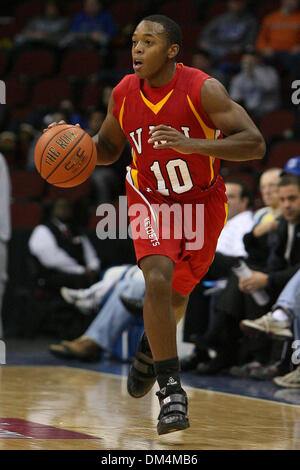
34,124 -> 97,188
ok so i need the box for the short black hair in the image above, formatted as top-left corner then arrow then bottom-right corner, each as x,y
225,179 -> 253,208
279,174 -> 300,190
142,14 -> 182,47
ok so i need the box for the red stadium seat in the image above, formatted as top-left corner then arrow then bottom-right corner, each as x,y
14,0 -> 43,28
110,1 -> 143,26
181,24 -> 203,49
0,22 -> 21,41
114,48 -> 132,72
11,49 -> 56,78
45,180 -> 92,201
0,51 -> 8,76
11,201 -> 42,229
65,0 -> 83,19
221,158 -> 264,172
60,50 -> 102,78
265,141 -> 300,169
222,171 -> 258,193
31,78 -> 72,108
255,0 -> 280,21
6,78 -> 29,107
205,1 -> 227,22
80,81 -> 103,109
11,170 -> 45,200
259,110 -> 296,140
9,107 -> 30,123
158,0 -> 199,24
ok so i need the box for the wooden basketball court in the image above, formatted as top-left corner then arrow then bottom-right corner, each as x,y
1,365 -> 300,450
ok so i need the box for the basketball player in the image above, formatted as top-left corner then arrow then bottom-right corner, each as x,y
46,15 -> 265,435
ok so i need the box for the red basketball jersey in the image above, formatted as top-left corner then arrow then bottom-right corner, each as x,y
113,63 -> 223,202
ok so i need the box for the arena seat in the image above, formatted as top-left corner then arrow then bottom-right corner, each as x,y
14,0 -> 43,28
80,81 -> 103,109
11,170 -> 45,201
11,201 -> 42,229
265,141 -> 300,169
255,0 -> 281,21
45,180 -> 92,201
158,0 -> 199,24
180,24 -> 202,49
5,78 -> 29,107
221,158 -> 264,172
114,48 -> 132,72
222,171 -> 258,193
9,107 -> 30,124
110,0 -> 143,27
0,51 -> 9,76
30,78 -> 72,108
259,110 -> 296,140
204,1 -> 227,22
65,0 -> 83,19
11,49 -> 56,79
60,50 -> 102,79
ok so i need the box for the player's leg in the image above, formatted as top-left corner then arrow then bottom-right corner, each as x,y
127,287 -> 189,400
139,254 -> 189,434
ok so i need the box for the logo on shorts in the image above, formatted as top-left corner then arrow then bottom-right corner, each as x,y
144,216 -> 160,247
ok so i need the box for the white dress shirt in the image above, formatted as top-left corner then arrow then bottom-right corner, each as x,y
216,210 -> 254,258
28,219 -> 101,274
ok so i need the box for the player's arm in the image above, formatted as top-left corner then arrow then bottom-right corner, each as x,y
149,78 -> 266,161
93,93 -> 127,165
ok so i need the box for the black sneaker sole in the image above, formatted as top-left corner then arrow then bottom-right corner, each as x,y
157,415 -> 190,435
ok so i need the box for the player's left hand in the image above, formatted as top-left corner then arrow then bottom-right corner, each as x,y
239,271 -> 269,293
148,125 -> 193,154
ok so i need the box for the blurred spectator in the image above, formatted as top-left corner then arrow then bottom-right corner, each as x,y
0,131 -> 17,154
0,153 -> 11,337
243,168 -> 282,268
178,181 -> 254,371
198,0 -> 257,60
191,49 -> 227,86
15,0 -> 69,48
61,0 -> 116,49
229,50 -> 280,120
49,264 -> 144,361
256,0 -> 300,56
58,100 -> 87,129
28,198 -> 101,291
86,109 -> 105,136
197,173 -> 300,377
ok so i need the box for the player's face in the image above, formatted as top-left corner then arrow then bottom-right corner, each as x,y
131,21 -> 175,81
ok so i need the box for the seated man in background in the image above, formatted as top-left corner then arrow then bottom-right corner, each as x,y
198,171 -> 300,377
28,197 -> 101,291
182,167 -> 282,374
229,50 -> 281,121
49,264 -> 145,361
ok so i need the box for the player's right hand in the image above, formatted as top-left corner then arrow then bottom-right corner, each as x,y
42,120 -> 81,133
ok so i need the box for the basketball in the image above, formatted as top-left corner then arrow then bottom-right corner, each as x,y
34,124 -> 97,188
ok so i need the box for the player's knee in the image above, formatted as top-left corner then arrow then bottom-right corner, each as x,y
145,269 -> 172,298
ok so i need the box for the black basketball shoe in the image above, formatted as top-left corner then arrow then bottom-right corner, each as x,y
127,332 -> 156,398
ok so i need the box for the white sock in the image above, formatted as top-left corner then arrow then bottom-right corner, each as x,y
272,308 -> 290,323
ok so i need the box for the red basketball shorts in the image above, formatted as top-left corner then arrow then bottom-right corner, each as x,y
125,171 -> 228,295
